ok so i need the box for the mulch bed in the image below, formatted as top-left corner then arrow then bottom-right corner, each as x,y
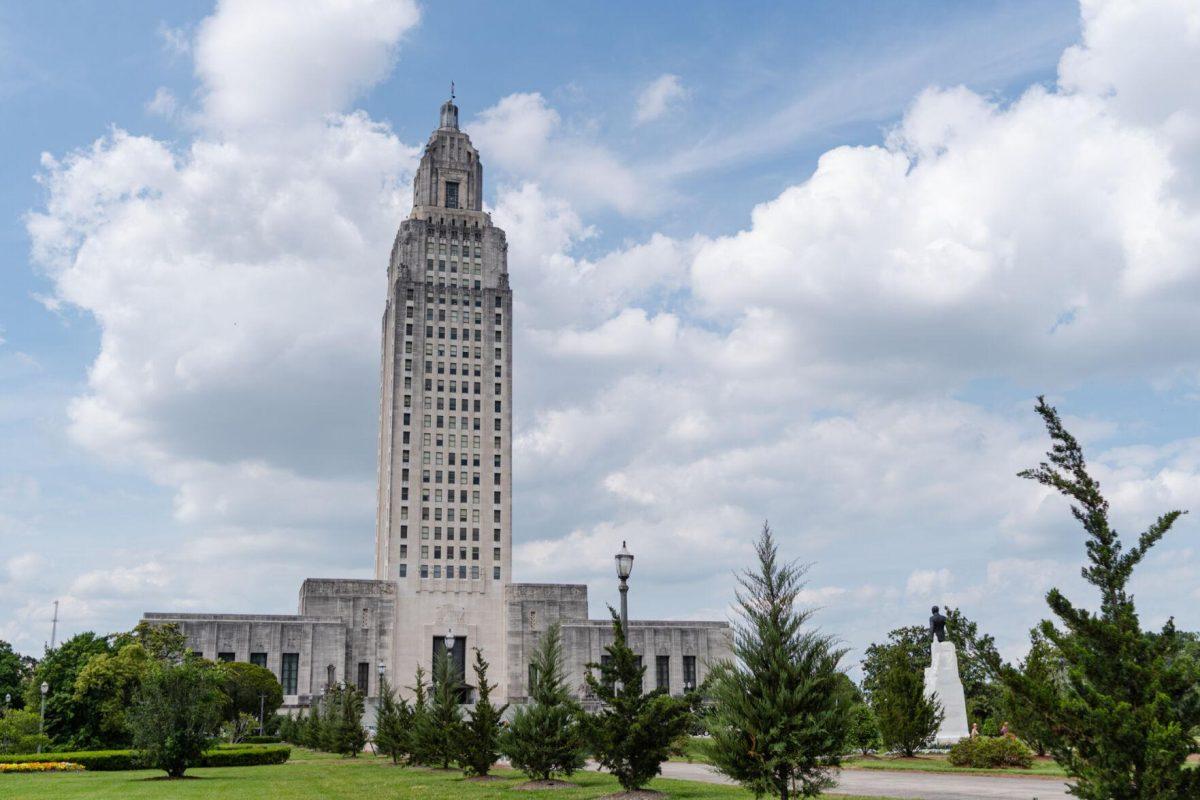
511,779 -> 579,790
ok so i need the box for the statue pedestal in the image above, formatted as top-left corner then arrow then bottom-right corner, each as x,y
922,641 -> 969,745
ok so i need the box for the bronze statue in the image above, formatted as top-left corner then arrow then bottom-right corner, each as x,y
929,605 -> 947,643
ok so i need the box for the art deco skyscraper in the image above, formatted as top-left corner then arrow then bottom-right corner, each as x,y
375,96 -> 512,678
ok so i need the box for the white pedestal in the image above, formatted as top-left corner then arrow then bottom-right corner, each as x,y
922,641 -> 969,746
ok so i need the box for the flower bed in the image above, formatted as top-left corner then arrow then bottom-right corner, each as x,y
0,761 -> 85,773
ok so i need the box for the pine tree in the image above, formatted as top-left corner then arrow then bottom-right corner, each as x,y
500,622 -> 587,782
705,524 -> 854,799
999,397 -> 1200,800
459,648 -> 508,777
374,677 -> 411,765
428,650 -> 465,768
302,702 -> 322,750
872,644 -> 942,757
584,609 -> 692,792
406,665 -> 438,766
325,685 -> 367,757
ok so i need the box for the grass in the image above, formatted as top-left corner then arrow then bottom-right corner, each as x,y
0,747 -> 895,799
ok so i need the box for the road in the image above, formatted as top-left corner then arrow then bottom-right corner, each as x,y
658,761 -> 1072,800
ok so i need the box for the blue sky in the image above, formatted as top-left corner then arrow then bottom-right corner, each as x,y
3,0 -> 1199,669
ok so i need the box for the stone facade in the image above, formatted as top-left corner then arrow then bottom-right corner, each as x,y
141,97 -> 731,711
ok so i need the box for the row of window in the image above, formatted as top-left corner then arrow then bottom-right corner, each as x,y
409,545 -> 501,561
406,358 -> 500,378
404,564 -> 500,580
397,505 -> 503,522
394,524 -> 502,542
429,240 -> 483,258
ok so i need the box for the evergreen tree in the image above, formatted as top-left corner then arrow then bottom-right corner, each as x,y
406,665 -> 438,765
999,397 -> 1200,800
428,650 -> 465,768
873,643 -> 942,757
324,684 -> 367,757
459,648 -> 508,776
319,689 -> 341,752
705,524 -> 853,799
1001,627 -> 1062,757
302,702 -> 323,749
500,622 -> 587,781
374,676 -> 411,765
584,610 -> 691,792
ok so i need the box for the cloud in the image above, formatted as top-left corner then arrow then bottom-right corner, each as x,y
19,0 -> 422,649
468,93 -> 652,215
194,0 -> 419,131
145,86 -> 178,119
634,73 -> 687,124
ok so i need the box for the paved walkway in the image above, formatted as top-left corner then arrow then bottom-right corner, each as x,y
658,761 -> 1072,800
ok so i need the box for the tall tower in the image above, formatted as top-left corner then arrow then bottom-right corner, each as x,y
375,95 -> 513,686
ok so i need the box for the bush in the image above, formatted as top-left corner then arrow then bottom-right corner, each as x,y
241,735 -> 281,744
0,744 -> 291,771
198,744 -> 291,767
948,736 -> 1034,769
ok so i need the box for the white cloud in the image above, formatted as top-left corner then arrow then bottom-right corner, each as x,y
634,73 -> 688,124
145,86 -> 178,119
469,93 -> 652,215
194,0 -> 420,131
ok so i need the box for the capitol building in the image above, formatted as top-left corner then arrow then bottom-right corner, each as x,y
143,97 -> 731,710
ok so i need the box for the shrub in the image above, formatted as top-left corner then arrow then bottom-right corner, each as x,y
198,744 -> 291,767
948,736 -> 1034,769
0,744 -> 290,770
241,735 -> 281,744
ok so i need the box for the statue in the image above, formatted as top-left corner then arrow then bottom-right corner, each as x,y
929,605 -> 947,643
923,605 -> 969,744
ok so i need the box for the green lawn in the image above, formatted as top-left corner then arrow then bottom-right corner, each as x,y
842,753 -> 1067,778
0,748 -> 894,799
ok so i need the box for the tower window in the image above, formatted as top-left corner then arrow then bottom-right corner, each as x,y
445,182 -> 459,209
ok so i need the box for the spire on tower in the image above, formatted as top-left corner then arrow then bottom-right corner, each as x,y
439,85 -> 459,130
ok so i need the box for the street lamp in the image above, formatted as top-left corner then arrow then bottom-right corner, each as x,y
37,681 -> 48,753
614,541 -> 634,633
444,626 -> 455,652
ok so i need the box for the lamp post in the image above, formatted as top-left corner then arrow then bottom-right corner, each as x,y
377,661 -> 386,692
614,541 -> 634,633
37,681 -> 48,753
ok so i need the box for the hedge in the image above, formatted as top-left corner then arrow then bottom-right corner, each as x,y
947,735 -> 1034,769
0,744 -> 291,771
